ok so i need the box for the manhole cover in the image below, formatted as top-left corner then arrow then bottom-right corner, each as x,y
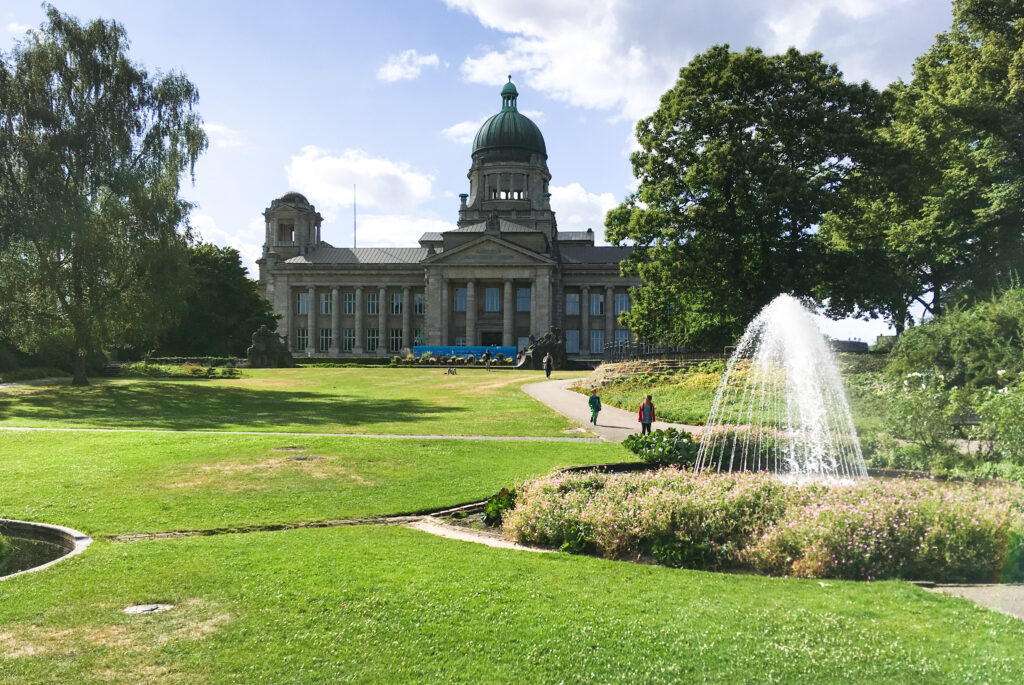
123,604 -> 174,615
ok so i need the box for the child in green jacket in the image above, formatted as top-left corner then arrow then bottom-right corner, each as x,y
588,390 -> 602,425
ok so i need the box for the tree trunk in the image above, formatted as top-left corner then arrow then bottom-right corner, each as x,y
71,350 -> 89,386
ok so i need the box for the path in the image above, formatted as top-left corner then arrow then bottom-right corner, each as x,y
923,584 -> 1024,621
0,425 -> 599,443
522,378 -> 701,442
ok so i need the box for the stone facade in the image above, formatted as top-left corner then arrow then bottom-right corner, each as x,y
256,80 -> 639,357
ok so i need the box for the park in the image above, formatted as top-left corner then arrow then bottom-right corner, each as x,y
3,1 -> 1024,682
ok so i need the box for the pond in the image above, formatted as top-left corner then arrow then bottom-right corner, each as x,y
0,519 -> 91,580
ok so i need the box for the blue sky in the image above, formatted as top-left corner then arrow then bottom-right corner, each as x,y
3,1 -> 955,342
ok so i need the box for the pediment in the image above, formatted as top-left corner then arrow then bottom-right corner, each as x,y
422,235 -> 554,266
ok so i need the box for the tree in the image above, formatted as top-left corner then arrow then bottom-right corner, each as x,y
819,0 -> 1024,326
159,244 -> 277,357
0,6 -> 206,383
606,45 -> 881,347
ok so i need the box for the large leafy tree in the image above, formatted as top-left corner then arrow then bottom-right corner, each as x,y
0,6 -> 206,383
606,46 -> 880,347
159,244 -> 277,357
819,0 -> 1024,326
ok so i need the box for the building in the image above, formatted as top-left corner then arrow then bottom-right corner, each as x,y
256,79 -> 638,357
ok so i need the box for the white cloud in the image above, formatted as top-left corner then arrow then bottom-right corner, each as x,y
441,118 -> 485,144
201,122 -> 245,149
353,214 -> 456,248
445,0 -> 951,122
376,49 -> 441,82
549,182 -> 617,242
285,145 -> 435,215
7,22 -> 31,33
190,212 -> 265,278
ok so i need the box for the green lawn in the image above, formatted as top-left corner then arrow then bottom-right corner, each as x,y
2,527 -> 1022,683
0,431 -> 627,536
0,368 -> 587,436
2,366 -> 1022,683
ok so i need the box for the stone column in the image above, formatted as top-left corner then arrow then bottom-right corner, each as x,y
378,286 -> 387,356
580,286 -> 590,355
440,278 -> 449,345
605,285 -> 615,351
465,279 -> 476,347
529,278 -> 538,336
284,286 -> 294,350
402,286 -> 411,349
354,286 -> 364,354
330,287 -> 340,355
533,268 -> 552,335
502,280 -> 514,347
306,286 -> 316,356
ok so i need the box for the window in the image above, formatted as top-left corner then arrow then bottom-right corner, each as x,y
516,287 -> 530,312
319,293 -> 332,315
615,329 -> 630,343
455,336 -> 466,347
615,293 -> 630,315
319,328 -> 332,352
565,330 -> 580,354
485,287 -> 500,312
590,293 -> 605,316
296,292 -> 309,315
367,292 -> 379,315
389,328 -> 403,352
565,293 -> 580,316
517,336 -> 529,352
295,327 -> 308,350
454,288 -> 467,312
414,292 -> 425,315
590,329 -> 605,354
278,222 -> 294,243
390,292 -> 403,315
343,328 -> 355,352
366,328 -> 379,352
343,292 -> 355,315
413,328 -> 426,345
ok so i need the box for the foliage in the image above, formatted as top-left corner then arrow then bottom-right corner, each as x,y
119,362 -> 238,379
0,7 -> 207,384
158,244 -> 276,357
146,356 -> 242,367
482,487 -> 517,526
819,1 -> 1024,326
0,367 -> 68,383
606,45 -> 881,347
623,428 -> 698,467
505,469 -> 1024,582
978,383 -> 1024,465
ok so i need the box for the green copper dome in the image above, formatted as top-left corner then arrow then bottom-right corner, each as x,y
472,77 -> 546,157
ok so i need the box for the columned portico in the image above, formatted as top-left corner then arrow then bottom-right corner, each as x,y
605,285 -> 615,348
580,286 -> 590,355
378,286 -> 387,355
402,286 -> 411,349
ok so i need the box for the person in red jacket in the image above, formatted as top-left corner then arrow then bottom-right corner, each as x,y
638,394 -> 655,435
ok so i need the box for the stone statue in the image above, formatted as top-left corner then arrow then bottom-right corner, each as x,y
517,328 -> 566,370
246,325 -> 295,368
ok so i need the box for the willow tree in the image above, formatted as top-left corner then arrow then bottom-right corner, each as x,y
606,45 -> 881,348
0,6 -> 206,383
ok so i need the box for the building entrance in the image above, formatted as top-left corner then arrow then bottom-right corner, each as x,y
480,331 -> 503,346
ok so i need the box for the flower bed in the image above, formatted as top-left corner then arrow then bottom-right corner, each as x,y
503,470 -> 1024,582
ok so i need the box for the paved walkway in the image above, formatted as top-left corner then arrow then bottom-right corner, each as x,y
925,584 -> 1024,621
0,425 -> 599,443
522,378 -> 701,443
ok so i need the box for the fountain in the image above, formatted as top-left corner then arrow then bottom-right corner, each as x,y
695,294 -> 867,479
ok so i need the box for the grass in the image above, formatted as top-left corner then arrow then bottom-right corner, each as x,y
0,368 -> 588,436
2,365 -> 1023,682
2,527 -> 1023,683
0,431 -> 628,536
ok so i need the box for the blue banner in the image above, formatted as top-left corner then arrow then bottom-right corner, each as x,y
413,345 -> 516,359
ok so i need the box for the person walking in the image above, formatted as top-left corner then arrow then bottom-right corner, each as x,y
542,352 -> 553,379
638,394 -> 655,435
588,389 -> 602,425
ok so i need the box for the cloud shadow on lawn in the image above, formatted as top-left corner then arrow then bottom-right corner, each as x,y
0,380 -> 462,432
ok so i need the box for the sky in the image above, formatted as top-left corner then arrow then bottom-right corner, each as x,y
3,0 -> 955,343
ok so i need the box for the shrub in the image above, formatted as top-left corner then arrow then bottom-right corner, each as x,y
482,487 -> 516,526
0,367 -> 68,383
622,428 -> 699,467
979,383 -> 1024,465
466,355 -> 475,364
120,362 -> 224,379
503,470 -> 1024,581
